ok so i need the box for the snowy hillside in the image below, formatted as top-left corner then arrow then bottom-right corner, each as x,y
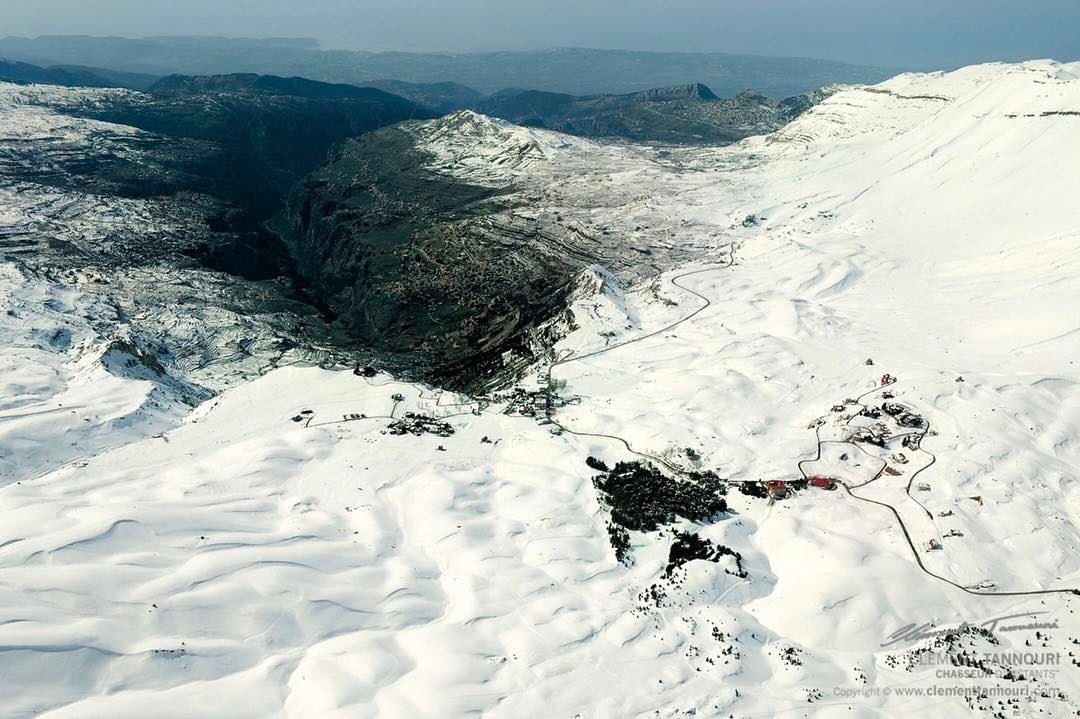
2,60 -> 1080,717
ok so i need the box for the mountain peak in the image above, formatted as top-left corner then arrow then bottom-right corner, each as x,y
633,82 -> 718,102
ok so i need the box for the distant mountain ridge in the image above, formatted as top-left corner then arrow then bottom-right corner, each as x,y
1,59 -> 834,146
150,72 -> 411,103
0,35 -> 900,98
362,79 -> 483,113
0,58 -> 136,88
633,83 -> 719,101
474,83 -> 833,144
150,73 -> 479,114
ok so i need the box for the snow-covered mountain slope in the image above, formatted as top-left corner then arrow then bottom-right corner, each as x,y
411,109 -> 732,278
0,81 -> 379,480
2,60 -> 1080,717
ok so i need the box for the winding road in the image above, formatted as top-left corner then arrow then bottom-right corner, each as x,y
798,380 -> 1078,598
540,248 -> 1079,600
543,247 -> 737,475
296,243 -> 1077,600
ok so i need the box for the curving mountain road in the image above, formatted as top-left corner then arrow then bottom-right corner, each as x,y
543,250 -> 1079,599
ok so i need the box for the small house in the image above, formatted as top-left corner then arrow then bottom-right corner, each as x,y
764,480 -> 789,500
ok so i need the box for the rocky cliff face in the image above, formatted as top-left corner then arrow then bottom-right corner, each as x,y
280,120 -> 580,390
281,111 -> 728,390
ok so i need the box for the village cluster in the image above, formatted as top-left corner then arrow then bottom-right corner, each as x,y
737,372 -> 970,554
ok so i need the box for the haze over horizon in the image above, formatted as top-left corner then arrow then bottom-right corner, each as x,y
3,0 -> 1079,70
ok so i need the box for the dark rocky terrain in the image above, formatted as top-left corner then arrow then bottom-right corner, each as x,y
24,73 -> 434,310
274,104 -> 749,391
69,73 -> 431,221
475,83 -> 832,144
278,120 -> 580,390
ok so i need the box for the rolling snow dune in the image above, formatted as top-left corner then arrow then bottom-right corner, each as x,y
1,60 -> 1079,717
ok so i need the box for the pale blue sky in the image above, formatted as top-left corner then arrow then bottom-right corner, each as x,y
3,0 -> 1078,68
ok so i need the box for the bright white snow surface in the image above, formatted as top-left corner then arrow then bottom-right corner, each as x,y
2,61 -> 1080,717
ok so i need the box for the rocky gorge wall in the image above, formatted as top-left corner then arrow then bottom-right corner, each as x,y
278,122 -> 585,391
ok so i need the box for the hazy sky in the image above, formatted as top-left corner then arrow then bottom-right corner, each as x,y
3,0 -> 1079,68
